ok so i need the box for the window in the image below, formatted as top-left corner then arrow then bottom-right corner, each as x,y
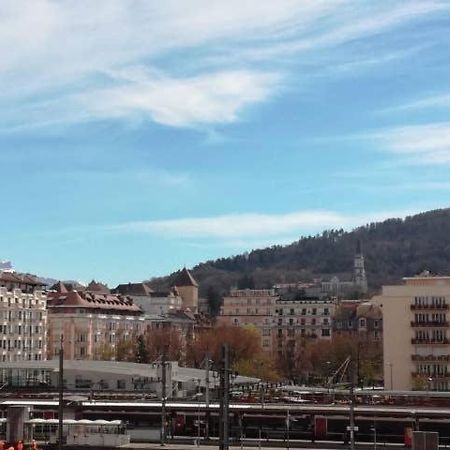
374,320 -> 379,328
359,318 -> 366,328
321,329 -> 330,337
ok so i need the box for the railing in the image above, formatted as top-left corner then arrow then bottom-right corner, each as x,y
411,372 -> 450,379
411,338 -> 449,345
411,304 -> 449,310
411,321 -> 449,327
412,354 -> 450,361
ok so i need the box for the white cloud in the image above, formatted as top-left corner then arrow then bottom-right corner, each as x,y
387,93 -> 450,112
79,69 -> 280,128
106,209 -> 417,240
374,122 -> 450,164
0,0 -> 447,131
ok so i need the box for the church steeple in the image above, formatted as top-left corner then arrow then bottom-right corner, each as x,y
354,239 -> 368,293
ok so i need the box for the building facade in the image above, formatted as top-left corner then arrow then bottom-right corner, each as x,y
218,289 -> 277,353
373,274 -> 450,391
274,298 -> 335,359
0,271 -> 47,362
47,286 -> 145,360
333,301 -> 382,346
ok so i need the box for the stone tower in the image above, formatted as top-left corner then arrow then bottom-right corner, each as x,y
173,268 -> 199,312
354,239 -> 368,293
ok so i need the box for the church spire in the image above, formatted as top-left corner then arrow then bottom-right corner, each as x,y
354,239 -> 368,293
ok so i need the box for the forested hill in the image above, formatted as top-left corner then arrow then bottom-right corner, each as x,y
151,208 -> 450,314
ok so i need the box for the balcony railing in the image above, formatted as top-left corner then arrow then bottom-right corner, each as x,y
411,372 -> 450,380
411,321 -> 449,327
412,354 -> 450,362
411,338 -> 449,345
411,304 -> 449,310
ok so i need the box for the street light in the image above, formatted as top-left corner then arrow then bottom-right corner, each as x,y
152,354 -> 170,446
325,361 -> 332,402
370,418 -> 377,450
58,335 -> 64,450
203,354 -> 212,441
387,362 -> 393,390
196,378 -> 201,447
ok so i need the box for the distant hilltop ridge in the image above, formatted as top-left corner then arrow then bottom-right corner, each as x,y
150,207 -> 450,315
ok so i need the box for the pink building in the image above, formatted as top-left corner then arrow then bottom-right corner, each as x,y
47,285 -> 144,360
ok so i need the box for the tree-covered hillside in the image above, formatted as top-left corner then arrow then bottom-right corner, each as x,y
151,208 -> 450,314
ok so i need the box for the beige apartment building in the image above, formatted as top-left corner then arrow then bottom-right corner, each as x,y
373,274 -> 450,391
0,271 -> 47,362
275,298 -> 335,359
47,285 -> 145,360
219,289 -> 278,353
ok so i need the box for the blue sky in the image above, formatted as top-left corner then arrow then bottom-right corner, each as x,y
2,1 -> 450,285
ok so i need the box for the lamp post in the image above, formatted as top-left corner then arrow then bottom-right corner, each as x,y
427,376 -> 433,396
152,354 -> 169,447
370,418 -> 377,450
204,354 -> 212,441
58,335 -> 64,450
219,344 -> 230,450
286,409 -> 290,450
388,362 -> 393,390
196,378 -> 201,447
325,361 -> 331,402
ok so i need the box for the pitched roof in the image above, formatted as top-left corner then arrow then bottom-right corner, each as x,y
333,304 -> 356,321
0,271 -> 45,287
356,302 -> 382,320
113,282 -> 154,296
87,280 -> 110,294
172,268 -> 198,287
50,281 -> 69,293
47,291 -> 142,314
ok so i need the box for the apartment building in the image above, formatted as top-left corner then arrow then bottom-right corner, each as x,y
0,271 -> 47,362
219,289 -> 278,352
333,301 -> 382,347
47,284 -> 145,360
373,274 -> 450,391
274,298 -> 335,359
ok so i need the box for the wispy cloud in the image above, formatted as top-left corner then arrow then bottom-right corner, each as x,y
373,122 -> 450,164
0,0 -> 446,131
104,209 -> 420,240
385,92 -> 450,112
79,69 -> 280,128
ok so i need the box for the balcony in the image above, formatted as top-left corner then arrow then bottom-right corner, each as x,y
411,321 -> 449,327
411,354 -> 450,362
411,338 -> 449,345
411,372 -> 450,380
411,304 -> 449,311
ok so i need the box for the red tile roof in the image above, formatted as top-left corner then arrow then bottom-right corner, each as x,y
47,291 -> 142,314
0,271 -> 45,286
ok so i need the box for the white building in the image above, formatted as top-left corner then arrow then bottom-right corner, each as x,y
0,271 -> 47,362
274,298 -> 335,359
